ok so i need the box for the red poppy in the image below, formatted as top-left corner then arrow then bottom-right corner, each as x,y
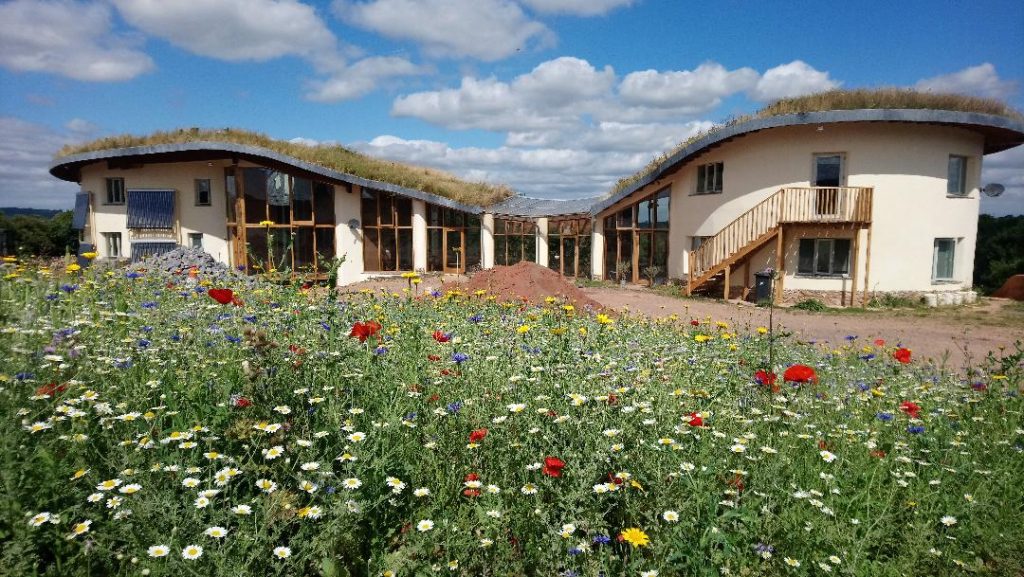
687,412 -> 704,427
783,364 -> 817,383
288,344 -> 306,355
36,382 -> 67,397
469,429 -> 488,443
893,348 -> 912,364
427,354 -> 441,361
870,449 -> 887,459
542,456 -> 565,477
208,288 -> 234,305
690,319 -> 700,326
428,393 -> 440,402
899,401 -> 922,419
754,369 -> 777,387
874,339 -> 886,347
349,320 -> 382,343
464,472 -> 480,482
232,395 -> 252,408
606,394 -> 619,405
463,488 -> 481,497
432,330 -> 451,343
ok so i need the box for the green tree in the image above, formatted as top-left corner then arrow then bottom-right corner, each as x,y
974,214 -> 1024,294
0,211 -> 77,257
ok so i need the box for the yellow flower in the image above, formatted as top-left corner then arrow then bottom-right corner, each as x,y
81,252 -> 97,260
2,256 -> 16,263
596,313 -> 613,325
694,334 -> 711,343
756,326 -> 768,335
549,327 -> 567,336
516,325 -> 531,334
259,220 -> 275,227
619,527 -> 650,548
66,263 -> 81,273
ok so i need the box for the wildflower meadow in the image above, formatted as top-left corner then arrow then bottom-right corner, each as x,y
1,260 -> 1022,576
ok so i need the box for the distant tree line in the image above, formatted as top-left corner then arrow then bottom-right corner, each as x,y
974,214 -> 1024,294
0,211 -> 78,257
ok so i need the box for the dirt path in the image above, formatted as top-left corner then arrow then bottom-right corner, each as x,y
583,287 -> 1023,371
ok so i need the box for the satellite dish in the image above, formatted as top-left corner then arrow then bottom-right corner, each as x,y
347,218 -> 360,229
981,183 -> 1005,197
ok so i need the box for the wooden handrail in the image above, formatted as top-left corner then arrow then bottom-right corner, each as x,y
689,187 -> 872,281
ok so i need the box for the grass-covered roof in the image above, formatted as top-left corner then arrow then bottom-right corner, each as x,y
610,89 -> 1023,195
57,128 -> 513,207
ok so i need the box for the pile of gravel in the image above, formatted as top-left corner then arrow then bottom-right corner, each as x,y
129,247 -> 255,285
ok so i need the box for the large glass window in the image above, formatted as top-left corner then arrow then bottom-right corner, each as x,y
362,189 -> 413,272
933,238 -> 956,281
494,219 -> 536,266
230,167 -> 337,278
602,187 -> 670,282
813,154 -> 843,187
427,205 -> 480,273
797,238 -> 851,276
548,218 -> 591,278
947,156 -> 968,196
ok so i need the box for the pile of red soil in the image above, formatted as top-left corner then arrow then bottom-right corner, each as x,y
992,274 -> 1024,301
460,262 -> 603,309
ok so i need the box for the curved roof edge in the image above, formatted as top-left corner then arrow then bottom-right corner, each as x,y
487,195 -> 601,218
50,140 -> 487,215
590,109 -> 1024,216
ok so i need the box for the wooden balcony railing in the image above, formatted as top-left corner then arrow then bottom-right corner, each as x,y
688,186 -> 872,284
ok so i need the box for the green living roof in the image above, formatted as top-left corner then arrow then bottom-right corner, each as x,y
57,128 -> 514,207
611,88 -> 1024,195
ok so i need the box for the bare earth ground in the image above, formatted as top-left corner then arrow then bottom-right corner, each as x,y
345,273 -> 1023,371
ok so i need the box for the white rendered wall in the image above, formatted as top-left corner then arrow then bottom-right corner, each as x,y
535,217 -> 549,267
481,212 -> 495,269
412,200 -> 427,271
591,216 -> 604,279
335,184 -> 364,286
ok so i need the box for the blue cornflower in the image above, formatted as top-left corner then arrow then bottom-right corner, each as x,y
446,401 -> 463,414
877,412 -> 894,422
225,335 -> 242,344
45,294 -> 59,301
374,346 -> 388,356
452,352 -> 469,364
468,313 -> 484,323
113,359 -> 132,369
60,284 -> 78,293
860,353 -> 876,361
567,548 -> 582,557
404,412 -> 418,421
171,333 -> 181,342
14,372 -> 34,380
320,321 -> 331,331
141,301 -> 158,309
845,335 -> 858,341
908,425 -> 926,434
430,289 -> 442,298
592,535 -> 611,545
141,325 -> 153,333
243,315 -> 257,323
125,272 -> 142,279
138,339 -> 151,348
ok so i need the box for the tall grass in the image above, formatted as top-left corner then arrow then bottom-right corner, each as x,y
58,128 -> 513,207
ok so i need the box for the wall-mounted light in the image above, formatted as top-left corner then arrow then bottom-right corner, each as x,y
816,125 -> 824,132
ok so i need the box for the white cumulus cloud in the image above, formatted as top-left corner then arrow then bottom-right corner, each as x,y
0,117 -> 82,209
110,0 -> 338,62
619,62 -> 759,113
0,0 -> 153,81
334,0 -> 554,61
915,63 -> 1017,100
306,56 -> 428,101
750,60 -> 839,102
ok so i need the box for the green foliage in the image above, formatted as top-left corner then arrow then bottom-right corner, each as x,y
974,214 -> 1024,294
867,294 -> 926,309
0,264 -> 1022,576
791,298 -> 827,311
58,128 -> 513,207
0,211 -> 77,257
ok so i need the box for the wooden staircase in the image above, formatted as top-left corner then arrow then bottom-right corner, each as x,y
687,187 -> 873,298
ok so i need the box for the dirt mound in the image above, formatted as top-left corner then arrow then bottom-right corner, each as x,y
461,262 -> 603,309
992,274 -> 1024,301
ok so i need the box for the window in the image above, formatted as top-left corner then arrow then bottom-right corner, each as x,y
361,189 -> 413,272
602,187 -> 670,282
105,178 -> 125,205
813,154 -> 844,187
797,238 -> 851,276
933,238 -> 956,281
195,179 -> 211,206
947,155 -> 968,196
493,219 -> 536,266
696,162 -> 723,194
188,233 -> 203,250
102,232 -> 122,259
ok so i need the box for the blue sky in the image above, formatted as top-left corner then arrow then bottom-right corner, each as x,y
1,0 -> 1022,215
